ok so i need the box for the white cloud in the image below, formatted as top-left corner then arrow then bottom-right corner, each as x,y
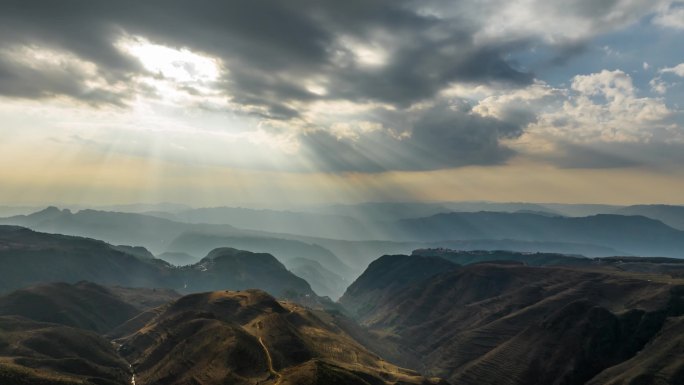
653,3 -> 684,29
472,81 -> 563,120
649,63 -> 684,94
661,63 -> 684,77
429,0 -> 675,44
117,37 -> 221,83
549,70 -> 671,142
650,78 -> 669,94
329,121 -> 385,141
469,69 -> 680,168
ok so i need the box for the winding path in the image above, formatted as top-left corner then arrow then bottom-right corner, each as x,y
258,337 -> 282,385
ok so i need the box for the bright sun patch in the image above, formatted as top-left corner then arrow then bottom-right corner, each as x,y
117,36 -> 221,83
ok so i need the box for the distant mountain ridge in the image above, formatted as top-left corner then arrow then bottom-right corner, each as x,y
0,207 -> 355,282
613,204 -> 684,230
5,205 -> 684,285
0,226 -> 324,302
393,211 -> 684,258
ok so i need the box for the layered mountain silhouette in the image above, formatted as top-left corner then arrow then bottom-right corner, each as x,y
285,257 -> 350,300
613,204 -> 684,231
167,231 -> 354,279
9,206 -> 684,277
412,249 -> 592,266
0,207 -> 355,283
4,203 -> 684,384
0,226 -> 321,301
340,253 -> 684,384
155,206 -> 374,240
393,211 -> 684,257
414,248 -> 684,278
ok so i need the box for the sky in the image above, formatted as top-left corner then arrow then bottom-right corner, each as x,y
1,0 -> 684,207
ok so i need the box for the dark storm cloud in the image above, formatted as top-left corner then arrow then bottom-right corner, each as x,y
0,52 -> 126,106
300,102 -> 525,172
2,0 -> 670,172
0,0 -> 531,110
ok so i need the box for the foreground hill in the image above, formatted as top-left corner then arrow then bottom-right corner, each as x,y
340,254 -> 684,384
0,283 -> 184,385
0,226 -> 322,302
117,289 -> 447,385
0,316 -> 130,385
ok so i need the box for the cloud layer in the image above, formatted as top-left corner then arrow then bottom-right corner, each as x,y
0,0 -> 683,173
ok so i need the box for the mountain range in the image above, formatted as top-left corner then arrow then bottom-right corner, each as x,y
0,226 -> 321,303
340,253 -> 684,385
2,216 -> 684,384
6,205 -> 684,273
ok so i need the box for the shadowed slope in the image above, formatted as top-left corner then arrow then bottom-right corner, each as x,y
0,316 -> 129,385
118,289 -> 447,385
0,282 -> 180,333
340,254 -> 458,320
587,315 -> 684,385
341,256 -> 684,385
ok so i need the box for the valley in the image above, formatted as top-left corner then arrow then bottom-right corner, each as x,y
1,204 -> 684,384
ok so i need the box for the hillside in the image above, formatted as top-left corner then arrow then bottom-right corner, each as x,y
0,282 -> 140,333
0,282 -> 180,334
0,316 -> 130,385
117,289 -> 447,385
340,255 -> 458,320
340,256 -> 684,384
179,248 -> 317,299
587,315 -> 684,385
0,226 -> 178,293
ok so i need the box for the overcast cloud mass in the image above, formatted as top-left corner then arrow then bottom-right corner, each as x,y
0,0 -> 683,205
